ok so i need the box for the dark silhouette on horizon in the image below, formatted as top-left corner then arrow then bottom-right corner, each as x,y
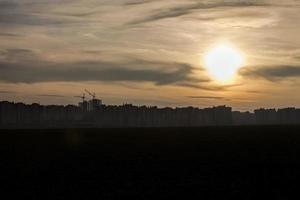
0,99 -> 299,128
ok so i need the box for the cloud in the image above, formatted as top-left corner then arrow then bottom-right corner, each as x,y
187,96 -> 224,99
245,90 -> 266,94
0,90 -> 15,94
36,94 -> 66,98
0,13 -> 79,26
0,33 -> 21,37
0,48 -> 209,88
128,1 -> 268,25
124,0 -> 155,6
239,65 -> 300,81
0,48 -> 37,62
0,60 -> 206,85
0,1 -> 84,26
0,1 -> 18,9
2,48 -> 35,55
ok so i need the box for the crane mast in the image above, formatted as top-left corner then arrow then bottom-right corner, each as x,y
85,89 -> 96,100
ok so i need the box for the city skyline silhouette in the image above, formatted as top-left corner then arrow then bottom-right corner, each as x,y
1,99 -> 299,128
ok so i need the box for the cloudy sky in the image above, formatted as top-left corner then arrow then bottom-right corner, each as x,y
0,0 -> 299,110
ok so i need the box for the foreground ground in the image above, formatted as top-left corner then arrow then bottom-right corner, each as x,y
1,126 -> 300,199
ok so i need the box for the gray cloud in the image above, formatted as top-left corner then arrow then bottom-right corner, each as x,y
0,32 -> 21,37
0,48 -> 37,61
246,90 -> 266,94
55,11 -> 99,18
0,90 -> 15,94
0,1 -> 18,9
179,81 -> 242,91
0,13 -> 79,26
0,48 -> 214,88
81,50 -> 104,55
0,49 -> 209,88
128,1 -> 268,25
36,94 -> 66,98
124,0 -> 155,6
189,9 -> 271,22
239,65 -> 300,81
0,60 -> 204,85
187,96 -> 224,99
0,0 -> 84,26
2,48 -> 35,55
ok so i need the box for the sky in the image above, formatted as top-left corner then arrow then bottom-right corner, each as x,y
0,0 -> 299,111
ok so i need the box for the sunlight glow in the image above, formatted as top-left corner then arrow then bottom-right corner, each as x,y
204,44 -> 244,83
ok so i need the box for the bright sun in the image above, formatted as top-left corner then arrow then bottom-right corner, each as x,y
204,43 -> 244,83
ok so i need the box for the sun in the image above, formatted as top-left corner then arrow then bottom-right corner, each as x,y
204,43 -> 244,83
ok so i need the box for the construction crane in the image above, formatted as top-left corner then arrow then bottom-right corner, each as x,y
85,89 -> 96,100
74,93 -> 85,102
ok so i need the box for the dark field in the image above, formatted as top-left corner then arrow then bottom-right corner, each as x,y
1,126 -> 300,199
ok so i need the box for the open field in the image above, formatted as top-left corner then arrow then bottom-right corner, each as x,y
1,126 -> 300,199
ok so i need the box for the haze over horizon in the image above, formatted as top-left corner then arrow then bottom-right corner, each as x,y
0,0 -> 300,111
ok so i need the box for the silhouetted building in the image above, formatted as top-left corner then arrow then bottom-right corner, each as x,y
254,108 -> 277,125
79,101 -> 88,112
232,111 -> 255,125
277,107 -> 298,124
87,99 -> 102,111
212,106 -> 232,125
0,101 -> 17,126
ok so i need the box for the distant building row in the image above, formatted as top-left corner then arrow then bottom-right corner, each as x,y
254,108 -> 300,125
0,101 -> 299,128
